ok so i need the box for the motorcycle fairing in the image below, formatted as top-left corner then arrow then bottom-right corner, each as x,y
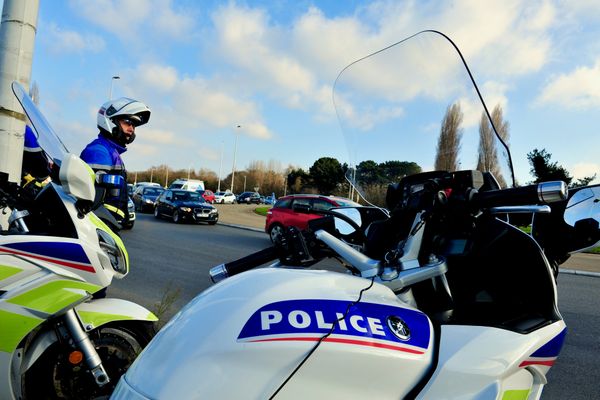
238,299 -> 431,354
416,320 -> 567,399
0,240 -> 95,273
76,298 -> 158,331
519,327 -> 567,368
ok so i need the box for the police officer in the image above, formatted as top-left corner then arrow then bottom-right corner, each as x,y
81,98 -> 151,228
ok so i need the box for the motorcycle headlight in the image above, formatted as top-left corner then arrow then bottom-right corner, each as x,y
180,207 -> 192,212
97,229 -> 127,274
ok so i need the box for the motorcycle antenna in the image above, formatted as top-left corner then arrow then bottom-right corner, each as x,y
268,277 -> 376,399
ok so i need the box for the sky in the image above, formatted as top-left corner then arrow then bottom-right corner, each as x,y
2,0 -> 600,185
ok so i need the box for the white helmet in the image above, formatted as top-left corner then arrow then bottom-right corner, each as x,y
97,97 -> 151,145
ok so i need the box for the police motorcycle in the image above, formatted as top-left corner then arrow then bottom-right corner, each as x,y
0,82 -> 157,399
113,31 -> 600,399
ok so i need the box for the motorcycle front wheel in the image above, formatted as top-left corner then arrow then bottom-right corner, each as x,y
23,321 -> 155,399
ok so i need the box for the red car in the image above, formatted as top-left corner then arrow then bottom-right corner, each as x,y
197,189 -> 215,204
265,194 -> 360,242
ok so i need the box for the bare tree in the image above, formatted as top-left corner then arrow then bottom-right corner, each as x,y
434,103 -> 463,171
477,104 -> 509,187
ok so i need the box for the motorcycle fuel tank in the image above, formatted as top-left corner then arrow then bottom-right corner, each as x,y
114,268 -> 434,399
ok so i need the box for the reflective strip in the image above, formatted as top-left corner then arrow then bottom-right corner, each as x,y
0,264 -> 22,281
0,309 -> 42,352
502,390 -> 530,400
7,280 -> 102,314
87,163 -> 124,171
103,203 -> 126,218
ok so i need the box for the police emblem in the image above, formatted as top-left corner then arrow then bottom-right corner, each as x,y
387,315 -> 411,341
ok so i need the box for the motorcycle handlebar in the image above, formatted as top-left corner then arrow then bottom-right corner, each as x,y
473,181 -> 567,208
209,246 -> 279,283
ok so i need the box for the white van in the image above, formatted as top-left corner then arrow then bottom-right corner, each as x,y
168,178 -> 205,192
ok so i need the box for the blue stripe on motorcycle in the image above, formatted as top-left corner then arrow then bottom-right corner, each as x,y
238,299 -> 431,350
530,328 -> 567,358
2,242 -> 91,265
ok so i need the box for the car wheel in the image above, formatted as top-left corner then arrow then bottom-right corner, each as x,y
122,221 -> 134,230
154,206 -> 160,219
172,210 -> 180,223
269,224 -> 284,243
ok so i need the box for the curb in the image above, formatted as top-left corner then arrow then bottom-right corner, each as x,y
218,222 -> 264,233
559,269 -> 600,278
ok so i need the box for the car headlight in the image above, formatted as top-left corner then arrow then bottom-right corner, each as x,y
128,201 -> 135,212
210,208 -> 218,214
145,198 -> 153,204
97,229 -> 127,274
180,207 -> 192,212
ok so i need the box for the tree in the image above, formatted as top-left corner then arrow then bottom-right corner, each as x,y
309,157 -> 344,194
286,167 -> 309,193
434,103 -> 463,171
356,160 -> 381,185
477,104 -> 509,187
380,160 -> 421,182
526,148 -> 572,185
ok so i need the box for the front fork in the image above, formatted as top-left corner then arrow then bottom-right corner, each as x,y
63,309 -> 110,387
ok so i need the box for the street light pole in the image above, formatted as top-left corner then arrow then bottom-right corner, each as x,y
243,175 -> 247,192
108,75 -> 120,99
217,141 -> 223,192
230,125 -> 241,193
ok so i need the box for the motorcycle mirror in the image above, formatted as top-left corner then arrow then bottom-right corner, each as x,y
563,185 -> 600,252
331,208 -> 363,235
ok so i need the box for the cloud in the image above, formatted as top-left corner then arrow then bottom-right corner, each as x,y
571,162 -> 600,181
69,0 -> 195,41
124,63 -> 273,150
45,23 -> 105,54
536,58 -> 600,109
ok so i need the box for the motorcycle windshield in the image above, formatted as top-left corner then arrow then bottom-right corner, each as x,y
11,81 -> 69,165
333,30 -> 513,207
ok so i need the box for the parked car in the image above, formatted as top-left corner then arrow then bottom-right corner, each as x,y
237,191 -> 261,204
132,186 -> 165,213
214,191 -> 236,204
154,189 -> 218,224
197,189 -> 215,204
265,194 -> 361,242
264,193 -> 276,205
122,197 -> 136,230
169,178 -> 205,192
127,183 -> 134,197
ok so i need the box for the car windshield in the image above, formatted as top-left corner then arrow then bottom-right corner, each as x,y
174,192 -> 203,202
144,188 -> 163,196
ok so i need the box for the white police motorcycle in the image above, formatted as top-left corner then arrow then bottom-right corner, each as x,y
112,31 -> 600,399
0,82 -> 157,399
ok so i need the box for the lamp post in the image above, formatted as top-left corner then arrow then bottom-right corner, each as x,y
150,168 -> 154,183
230,125 -> 241,193
217,141 -> 224,192
108,76 -> 120,99
243,175 -> 247,192
187,163 -> 193,180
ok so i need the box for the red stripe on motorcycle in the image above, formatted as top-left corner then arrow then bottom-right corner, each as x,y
519,360 -> 555,367
0,247 -> 95,273
248,336 -> 425,354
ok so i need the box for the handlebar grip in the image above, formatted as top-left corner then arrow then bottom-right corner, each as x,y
209,247 -> 279,283
473,181 -> 567,208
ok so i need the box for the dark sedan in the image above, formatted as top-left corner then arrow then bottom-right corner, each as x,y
154,189 -> 219,224
237,191 -> 262,204
132,186 -> 165,213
